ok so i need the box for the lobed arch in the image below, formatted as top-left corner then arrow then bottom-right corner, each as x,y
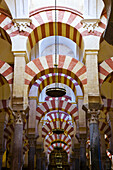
36,99 -> 78,124
25,55 -> 87,97
44,133 -> 71,148
48,143 -> 70,154
32,73 -> 82,99
42,112 -> 74,138
99,57 -> 113,85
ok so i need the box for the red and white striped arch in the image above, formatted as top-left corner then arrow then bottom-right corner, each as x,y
48,143 -> 70,154
101,99 -> 113,114
87,119 -> 111,139
33,73 -> 80,98
27,9 -> 84,52
99,121 -> 111,138
27,8 -> 107,53
36,100 -> 78,123
99,57 -> 113,85
25,55 -> 87,94
46,111 -> 72,122
0,8 -> 107,53
42,120 -> 74,138
42,111 -> 73,138
45,133 -> 72,148
0,60 -> 13,93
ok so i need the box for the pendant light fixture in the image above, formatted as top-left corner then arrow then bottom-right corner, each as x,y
46,0 -> 66,98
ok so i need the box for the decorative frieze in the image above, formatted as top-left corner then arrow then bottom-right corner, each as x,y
12,18 -> 31,32
81,19 -> 100,33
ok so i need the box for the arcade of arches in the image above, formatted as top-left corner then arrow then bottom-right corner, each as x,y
0,0 -> 113,170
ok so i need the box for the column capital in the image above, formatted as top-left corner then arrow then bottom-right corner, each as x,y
79,137 -> 86,147
36,143 -> 44,154
89,113 -> 99,124
13,110 -> 27,124
27,134 -> 37,147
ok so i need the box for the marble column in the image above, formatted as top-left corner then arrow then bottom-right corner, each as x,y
28,134 -> 36,170
79,137 -> 86,170
41,152 -> 46,170
89,113 -> 101,170
11,111 -> 25,170
72,146 -> 80,170
36,146 -> 43,170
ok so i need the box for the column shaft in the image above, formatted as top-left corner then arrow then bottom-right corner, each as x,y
89,115 -> 101,170
28,146 -> 35,170
28,135 -> 36,170
79,140 -> 86,170
36,157 -> 42,170
11,112 -> 24,170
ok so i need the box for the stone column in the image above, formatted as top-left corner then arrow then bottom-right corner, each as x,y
41,152 -> 46,170
11,111 -> 25,170
28,134 -> 36,170
36,144 -> 43,170
89,112 -> 101,170
72,144 -> 80,170
79,137 -> 87,170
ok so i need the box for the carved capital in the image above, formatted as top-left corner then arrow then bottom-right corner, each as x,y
79,138 -> 86,147
12,18 -> 32,32
89,113 -> 99,124
28,134 -> 37,147
81,19 -> 100,33
13,111 -> 26,124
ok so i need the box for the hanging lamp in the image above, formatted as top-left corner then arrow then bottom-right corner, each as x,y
46,0 -> 66,98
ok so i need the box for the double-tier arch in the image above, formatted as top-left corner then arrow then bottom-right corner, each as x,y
44,133 -> 72,148
25,55 -> 87,103
31,73 -> 83,99
48,143 -> 70,154
36,99 -> 78,124
42,111 -> 74,138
